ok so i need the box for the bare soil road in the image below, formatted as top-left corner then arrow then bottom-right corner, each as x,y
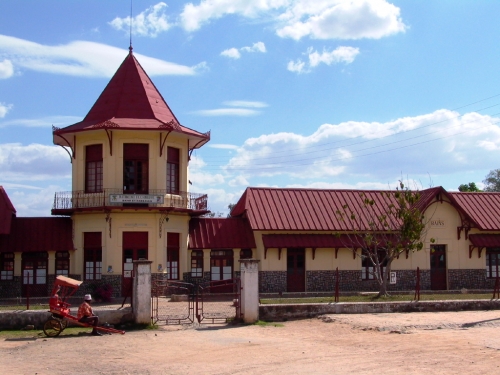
2,310 -> 500,374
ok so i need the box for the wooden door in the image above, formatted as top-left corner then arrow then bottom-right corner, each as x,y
287,248 -> 305,292
122,232 -> 148,296
22,252 -> 48,297
430,245 -> 447,290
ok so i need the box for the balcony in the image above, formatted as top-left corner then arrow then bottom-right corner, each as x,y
52,189 -> 208,214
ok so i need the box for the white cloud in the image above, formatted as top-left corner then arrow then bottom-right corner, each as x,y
288,46 -> 359,73
4,185 -> 66,217
0,102 -> 13,118
228,175 -> 249,187
221,48 -> 241,59
180,0 -> 406,40
0,115 -> 81,128
287,59 -> 306,73
193,108 -> 261,116
223,101 -> 268,108
109,2 -> 171,37
0,59 -> 14,78
222,110 -> 500,179
221,42 -> 266,59
276,0 -> 406,40
0,34 -> 198,77
0,143 -> 71,181
241,42 -> 266,53
208,144 -> 239,149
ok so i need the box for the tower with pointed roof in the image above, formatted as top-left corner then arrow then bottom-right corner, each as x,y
52,49 -> 210,295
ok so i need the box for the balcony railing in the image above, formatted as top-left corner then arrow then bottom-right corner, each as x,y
52,189 -> 208,211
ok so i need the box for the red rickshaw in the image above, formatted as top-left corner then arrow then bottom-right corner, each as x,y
43,275 -> 125,337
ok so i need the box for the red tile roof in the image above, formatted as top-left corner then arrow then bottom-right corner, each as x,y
231,186 -> 500,232
230,187 -> 429,231
0,217 -> 74,252
189,218 -> 256,249
469,234 -> 500,247
0,186 -> 16,235
53,50 -> 210,150
449,192 -> 500,230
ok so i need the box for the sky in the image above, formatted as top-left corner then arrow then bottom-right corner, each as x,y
1,1 -> 500,217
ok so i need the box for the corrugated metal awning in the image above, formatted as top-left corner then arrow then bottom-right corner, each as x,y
262,234 -> 347,249
469,234 -> 500,248
189,218 -> 256,249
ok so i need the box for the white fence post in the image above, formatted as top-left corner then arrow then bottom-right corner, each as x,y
133,260 -> 152,325
239,259 -> 260,323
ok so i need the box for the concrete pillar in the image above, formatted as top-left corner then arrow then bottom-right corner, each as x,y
132,260 -> 152,325
239,259 -> 260,323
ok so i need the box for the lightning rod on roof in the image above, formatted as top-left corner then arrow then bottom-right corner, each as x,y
129,0 -> 133,52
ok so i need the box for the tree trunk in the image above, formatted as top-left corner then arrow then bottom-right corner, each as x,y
377,261 -> 393,298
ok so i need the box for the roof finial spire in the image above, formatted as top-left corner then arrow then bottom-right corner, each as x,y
129,0 -> 133,53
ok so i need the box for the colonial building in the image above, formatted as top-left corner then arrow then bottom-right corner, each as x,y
1,47 -> 500,297
189,187 -> 500,293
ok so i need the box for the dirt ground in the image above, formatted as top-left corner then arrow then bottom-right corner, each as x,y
2,310 -> 500,375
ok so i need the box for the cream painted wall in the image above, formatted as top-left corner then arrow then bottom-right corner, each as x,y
73,212 -> 189,278
72,130 -> 189,192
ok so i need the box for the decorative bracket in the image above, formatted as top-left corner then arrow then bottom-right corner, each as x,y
159,212 -> 169,238
105,211 -> 112,238
469,245 -> 484,259
457,218 -> 473,240
264,248 -> 282,260
105,129 -> 113,156
159,131 -> 172,157
335,248 -> 339,259
312,248 -> 316,260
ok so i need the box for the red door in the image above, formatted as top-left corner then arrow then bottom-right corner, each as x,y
287,248 -> 305,292
122,232 -> 148,296
430,245 -> 447,290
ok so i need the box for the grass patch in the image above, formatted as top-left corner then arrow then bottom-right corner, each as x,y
260,293 -> 494,304
253,320 -> 284,327
0,327 -> 92,339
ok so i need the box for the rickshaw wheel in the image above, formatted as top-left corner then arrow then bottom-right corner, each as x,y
60,319 -> 68,330
43,318 -> 63,337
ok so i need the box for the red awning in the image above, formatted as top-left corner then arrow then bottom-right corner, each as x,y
189,218 -> 256,249
263,234 -> 351,249
0,217 -> 74,252
469,234 -> 500,248
262,233 -> 401,249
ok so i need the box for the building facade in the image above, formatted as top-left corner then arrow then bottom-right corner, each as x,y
2,48 -> 500,297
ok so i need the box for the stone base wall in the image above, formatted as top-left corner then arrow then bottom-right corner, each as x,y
448,269 -> 490,290
259,271 -> 287,293
182,271 -> 211,287
259,269 -> 433,293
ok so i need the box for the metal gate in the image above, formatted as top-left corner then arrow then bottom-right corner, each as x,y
151,280 -> 196,325
197,278 -> 241,324
151,278 -> 241,325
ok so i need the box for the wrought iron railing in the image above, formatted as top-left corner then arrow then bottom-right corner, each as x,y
52,189 -> 208,211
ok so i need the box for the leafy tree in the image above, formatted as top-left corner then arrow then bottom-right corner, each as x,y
483,169 -> 500,192
458,182 -> 481,192
227,203 -> 236,217
336,181 -> 432,298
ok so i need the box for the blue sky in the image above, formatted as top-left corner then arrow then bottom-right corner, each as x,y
1,1 -> 500,216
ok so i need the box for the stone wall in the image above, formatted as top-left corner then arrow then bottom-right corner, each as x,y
259,271 -> 287,293
259,269 -> 432,293
448,269 -> 491,290
259,300 -> 500,321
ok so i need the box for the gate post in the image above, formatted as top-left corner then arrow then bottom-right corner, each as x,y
133,260 -> 152,325
239,259 -> 260,323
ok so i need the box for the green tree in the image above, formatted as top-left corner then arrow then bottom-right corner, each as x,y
483,169 -> 500,192
458,182 -> 481,192
336,181 -> 432,298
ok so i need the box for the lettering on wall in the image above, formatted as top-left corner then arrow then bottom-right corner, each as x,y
430,219 -> 445,228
